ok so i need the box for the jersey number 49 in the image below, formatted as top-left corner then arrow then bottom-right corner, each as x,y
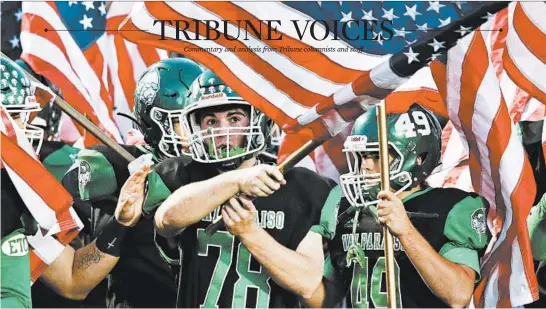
350,257 -> 402,308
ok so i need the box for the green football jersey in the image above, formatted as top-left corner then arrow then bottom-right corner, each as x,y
324,186 -> 490,308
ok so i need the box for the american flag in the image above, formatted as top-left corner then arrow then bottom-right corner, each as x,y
430,19 -> 539,307
119,1 -> 499,180
19,1 -> 168,146
0,108 -> 83,282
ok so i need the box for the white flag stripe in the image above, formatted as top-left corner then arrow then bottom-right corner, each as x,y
510,239 -> 534,305
369,60 -> 410,90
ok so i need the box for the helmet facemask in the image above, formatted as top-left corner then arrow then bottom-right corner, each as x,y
150,106 -> 189,158
340,135 -> 412,209
182,100 -> 267,170
1,86 -> 44,154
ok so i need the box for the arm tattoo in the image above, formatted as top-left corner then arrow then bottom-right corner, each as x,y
76,247 -> 106,269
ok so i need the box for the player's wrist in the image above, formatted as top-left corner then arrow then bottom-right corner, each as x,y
95,217 -> 130,257
238,223 -> 262,241
397,221 -> 418,240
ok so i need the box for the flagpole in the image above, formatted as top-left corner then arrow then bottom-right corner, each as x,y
1,52 -> 136,163
377,102 -> 397,308
204,139 -> 324,236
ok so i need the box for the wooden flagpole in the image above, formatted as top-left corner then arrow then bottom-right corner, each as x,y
377,102 -> 397,308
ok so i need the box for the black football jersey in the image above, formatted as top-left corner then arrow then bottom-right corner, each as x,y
153,159 -> 337,308
326,186 -> 490,308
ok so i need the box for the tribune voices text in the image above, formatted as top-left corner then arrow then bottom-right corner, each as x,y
152,19 -> 394,42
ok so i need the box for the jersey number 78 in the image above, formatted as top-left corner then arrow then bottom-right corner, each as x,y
197,229 -> 271,308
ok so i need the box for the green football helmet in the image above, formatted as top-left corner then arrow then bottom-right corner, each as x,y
1,57 -> 44,153
340,103 -> 442,208
133,58 -> 203,158
182,69 -> 273,170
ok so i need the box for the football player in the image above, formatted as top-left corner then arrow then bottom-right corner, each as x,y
153,69 -> 337,308
0,58 -> 150,307
302,104 -> 490,308
59,57 -> 203,307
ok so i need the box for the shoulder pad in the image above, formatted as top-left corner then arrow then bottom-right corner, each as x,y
41,142 -> 80,182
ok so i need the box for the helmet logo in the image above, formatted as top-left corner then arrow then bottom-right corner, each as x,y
78,160 -> 92,198
471,208 -> 487,236
136,68 -> 160,107
152,109 -> 162,121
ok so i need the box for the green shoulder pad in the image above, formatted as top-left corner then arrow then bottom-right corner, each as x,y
440,195 -> 489,277
42,145 -> 80,182
311,185 -> 341,240
143,170 -> 172,216
77,149 -> 118,201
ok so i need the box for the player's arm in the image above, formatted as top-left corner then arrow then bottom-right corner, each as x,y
223,196 -> 324,299
154,164 -> 285,237
301,185 -> 346,307
397,223 -> 476,308
301,256 -> 346,308
40,165 -> 149,300
528,193 -> 546,261
378,191 -> 487,308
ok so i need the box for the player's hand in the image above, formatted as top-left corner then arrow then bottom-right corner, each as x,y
222,196 -> 259,236
236,164 -> 286,197
115,165 -> 151,227
377,190 -> 414,237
